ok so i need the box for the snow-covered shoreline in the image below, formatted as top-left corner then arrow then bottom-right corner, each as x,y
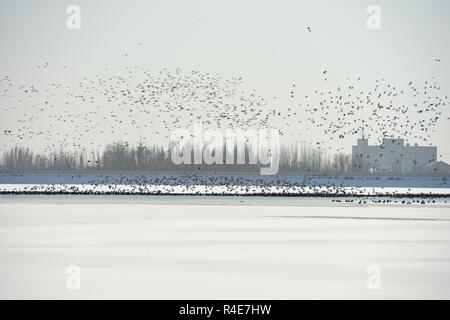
1,183 -> 450,197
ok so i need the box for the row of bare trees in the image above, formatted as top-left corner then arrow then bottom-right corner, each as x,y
279,145 -> 352,173
0,142 -> 352,174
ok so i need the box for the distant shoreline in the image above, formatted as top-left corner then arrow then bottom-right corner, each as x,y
0,171 -> 448,178
1,191 -> 449,198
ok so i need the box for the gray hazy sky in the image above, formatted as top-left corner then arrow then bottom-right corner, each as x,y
1,0 -> 449,160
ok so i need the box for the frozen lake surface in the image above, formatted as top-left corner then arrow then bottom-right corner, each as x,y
1,194 -> 450,299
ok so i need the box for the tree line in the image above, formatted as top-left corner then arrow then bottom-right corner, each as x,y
0,142 -> 352,174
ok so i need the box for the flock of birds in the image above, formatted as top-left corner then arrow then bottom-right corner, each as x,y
0,173 -> 448,205
279,76 -> 449,155
0,35 -> 449,200
0,67 -> 271,153
1,65 -> 448,157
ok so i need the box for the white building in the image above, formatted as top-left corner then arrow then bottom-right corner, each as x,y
352,137 -> 437,174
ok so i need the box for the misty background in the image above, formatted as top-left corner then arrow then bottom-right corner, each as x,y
1,0 -> 449,167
